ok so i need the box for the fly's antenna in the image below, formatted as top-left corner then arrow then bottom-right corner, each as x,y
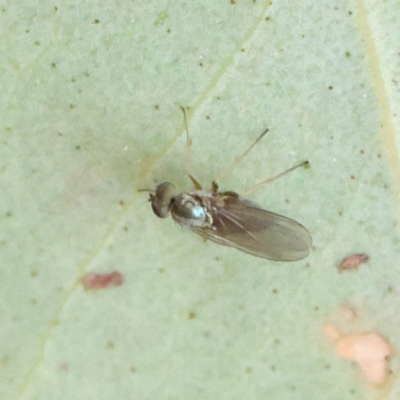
215,128 -> 269,183
240,160 -> 310,196
181,106 -> 192,174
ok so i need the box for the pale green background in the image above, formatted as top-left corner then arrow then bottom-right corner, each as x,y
1,0 -> 400,399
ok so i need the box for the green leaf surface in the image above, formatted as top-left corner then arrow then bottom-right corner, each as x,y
1,0 -> 400,399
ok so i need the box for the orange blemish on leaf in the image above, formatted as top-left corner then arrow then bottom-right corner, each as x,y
323,325 -> 393,386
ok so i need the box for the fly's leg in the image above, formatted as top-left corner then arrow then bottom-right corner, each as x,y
181,106 -> 192,175
188,174 -> 203,190
214,128 -> 269,183
182,107 -> 205,190
241,160 -> 310,196
212,180 -> 219,193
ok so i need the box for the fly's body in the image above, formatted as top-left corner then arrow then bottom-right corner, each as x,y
148,180 -> 312,261
142,107 -> 312,262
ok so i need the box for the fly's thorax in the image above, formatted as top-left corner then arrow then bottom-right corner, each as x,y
150,182 -> 177,218
170,192 -> 212,228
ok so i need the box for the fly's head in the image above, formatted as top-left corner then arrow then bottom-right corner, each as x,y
149,182 -> 177,218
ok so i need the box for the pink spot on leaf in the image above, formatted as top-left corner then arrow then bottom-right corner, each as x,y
338,253 -> 369,272
82,271 -> 124,291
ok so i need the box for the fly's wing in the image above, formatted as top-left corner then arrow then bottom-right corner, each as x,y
193,196 -> 312,261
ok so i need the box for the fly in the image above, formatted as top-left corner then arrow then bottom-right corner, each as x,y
140,108 -> 312,261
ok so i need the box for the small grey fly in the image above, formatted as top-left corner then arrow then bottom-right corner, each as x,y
141,108 -> 312,262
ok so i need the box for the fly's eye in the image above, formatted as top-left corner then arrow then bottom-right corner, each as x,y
151,201 -> 169,218
155,182 -> 176,203
151,182 -> 177,219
